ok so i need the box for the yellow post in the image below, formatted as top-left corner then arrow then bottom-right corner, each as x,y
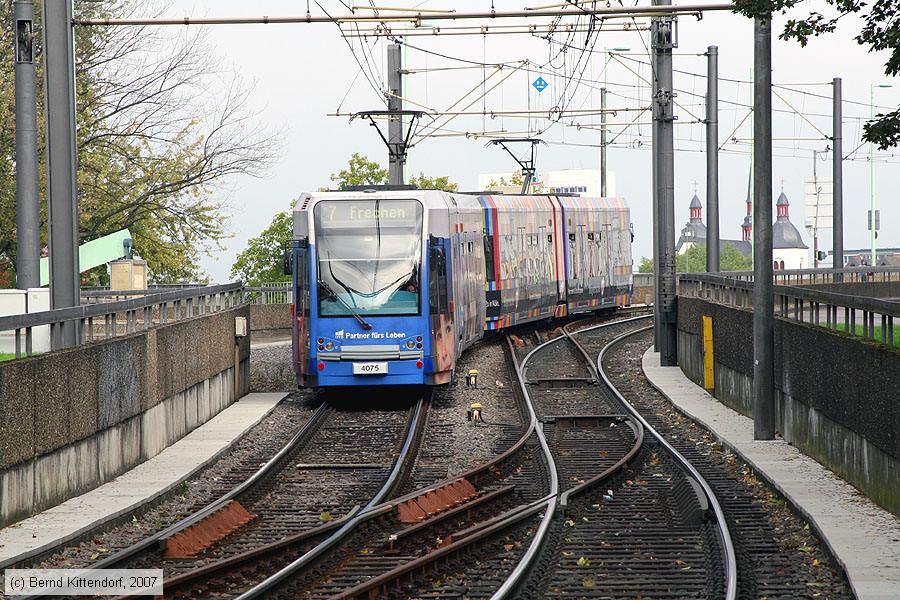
702,315 -> 715,390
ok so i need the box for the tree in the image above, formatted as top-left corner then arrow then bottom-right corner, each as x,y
330,153 -> 388,188
408,173 -> 458,191
486,170 -> 544,193
637,257 -> 654,273
646,244 -> 753,273
678,244 -> 708,273
721,244 -> 754,271
0,1 -> 277,285
733,0 -> 899,149
230,211 -> 292,286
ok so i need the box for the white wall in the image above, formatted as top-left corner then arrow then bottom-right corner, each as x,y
774,248 -> 807,270
0,289 -> 51,355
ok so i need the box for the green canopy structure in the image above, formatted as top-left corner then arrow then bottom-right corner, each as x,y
39,229 -> 134,287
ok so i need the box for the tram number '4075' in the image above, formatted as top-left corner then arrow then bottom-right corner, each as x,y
353,362 -> 388,375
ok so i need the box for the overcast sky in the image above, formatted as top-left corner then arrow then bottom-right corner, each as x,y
161,0 -> 900,281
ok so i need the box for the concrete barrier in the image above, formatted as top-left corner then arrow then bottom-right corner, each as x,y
677,296 -> 899,515
249,304 -> 291,331
0,307 -> 250,528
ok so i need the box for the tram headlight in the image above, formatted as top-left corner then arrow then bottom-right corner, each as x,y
325,341 -> 334,351
406,339 -> 416,349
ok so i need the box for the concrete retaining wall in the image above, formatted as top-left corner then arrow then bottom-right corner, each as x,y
249,304 -> 291,331
677,296 -> 899,515
0,307 -> 250,528
632,285 -> 654,305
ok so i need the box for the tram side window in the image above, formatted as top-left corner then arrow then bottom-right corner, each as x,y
297,244 -> 310,314
483,236 -> 495,282
429,238 -> 449,314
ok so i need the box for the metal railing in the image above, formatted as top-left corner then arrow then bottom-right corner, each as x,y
680,272 -> 900,347
244,282 -> 292,305
0,283 -> 244,359
80,282 -> 293,306
80,284 -> 207,304
695,266 -> 900,286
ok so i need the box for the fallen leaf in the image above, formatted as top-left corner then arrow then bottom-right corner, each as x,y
320,511 -> 333,522
577,556 -> 591,567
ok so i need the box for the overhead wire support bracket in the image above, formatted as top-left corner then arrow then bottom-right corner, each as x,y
485,138 -> 547,194
351,109 -> 426,162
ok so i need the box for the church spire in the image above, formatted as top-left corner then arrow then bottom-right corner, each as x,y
777,191 -> 790,219
689,192 -> 703,223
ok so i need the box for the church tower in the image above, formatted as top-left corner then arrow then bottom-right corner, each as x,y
772,190 -> 808,269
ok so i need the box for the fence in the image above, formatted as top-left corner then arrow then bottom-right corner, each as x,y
0,281 -> 296,359
244,282 -> 292,305
680,271 -> 900,347
693,266 -> 900,286
0,283 -> 244,358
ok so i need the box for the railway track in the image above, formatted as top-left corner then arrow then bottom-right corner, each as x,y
509,318 -> 737,599
600,328 -> 851,599
240,335 -> 554,599
305,314 -> 736,599
40,394 -> 428,600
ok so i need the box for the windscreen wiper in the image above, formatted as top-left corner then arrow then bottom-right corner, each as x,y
318,279 -> 373,331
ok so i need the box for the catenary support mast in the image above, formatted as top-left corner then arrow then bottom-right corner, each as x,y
832,78 -> 843,278
752,16 -> 775,440
652,0 -> 677,366
387,43 -> 405,185
13,0 -> 40,290
43,0 -> 81,348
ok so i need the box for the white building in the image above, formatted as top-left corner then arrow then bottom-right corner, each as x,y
477,168 -> 615,197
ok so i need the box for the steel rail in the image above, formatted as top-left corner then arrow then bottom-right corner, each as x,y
193,325 -> 543,595
24,402 -> 332,600
489,333 -> 562,599
590,323 -> 739,600
491,314 -> 654,598
234,394 -> 428,599
222,334 -> 544,600
82,403 -> 332,574
74,4 -> 734,26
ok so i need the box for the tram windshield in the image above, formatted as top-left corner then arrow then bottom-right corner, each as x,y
314,199 -> 423,317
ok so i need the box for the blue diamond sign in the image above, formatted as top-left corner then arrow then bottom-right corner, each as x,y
532,76 -> 548,93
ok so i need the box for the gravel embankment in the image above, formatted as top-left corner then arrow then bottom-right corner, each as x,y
418,336 -> 525,484
250,340 -> 295,392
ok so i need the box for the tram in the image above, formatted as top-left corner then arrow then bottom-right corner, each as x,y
288,187 -> 633,388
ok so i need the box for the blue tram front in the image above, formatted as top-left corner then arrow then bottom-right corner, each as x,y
291,192 -> 449,387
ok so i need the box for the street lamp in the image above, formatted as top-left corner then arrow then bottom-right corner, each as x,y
600,46 -> 631,197
870,83 -> 892,266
